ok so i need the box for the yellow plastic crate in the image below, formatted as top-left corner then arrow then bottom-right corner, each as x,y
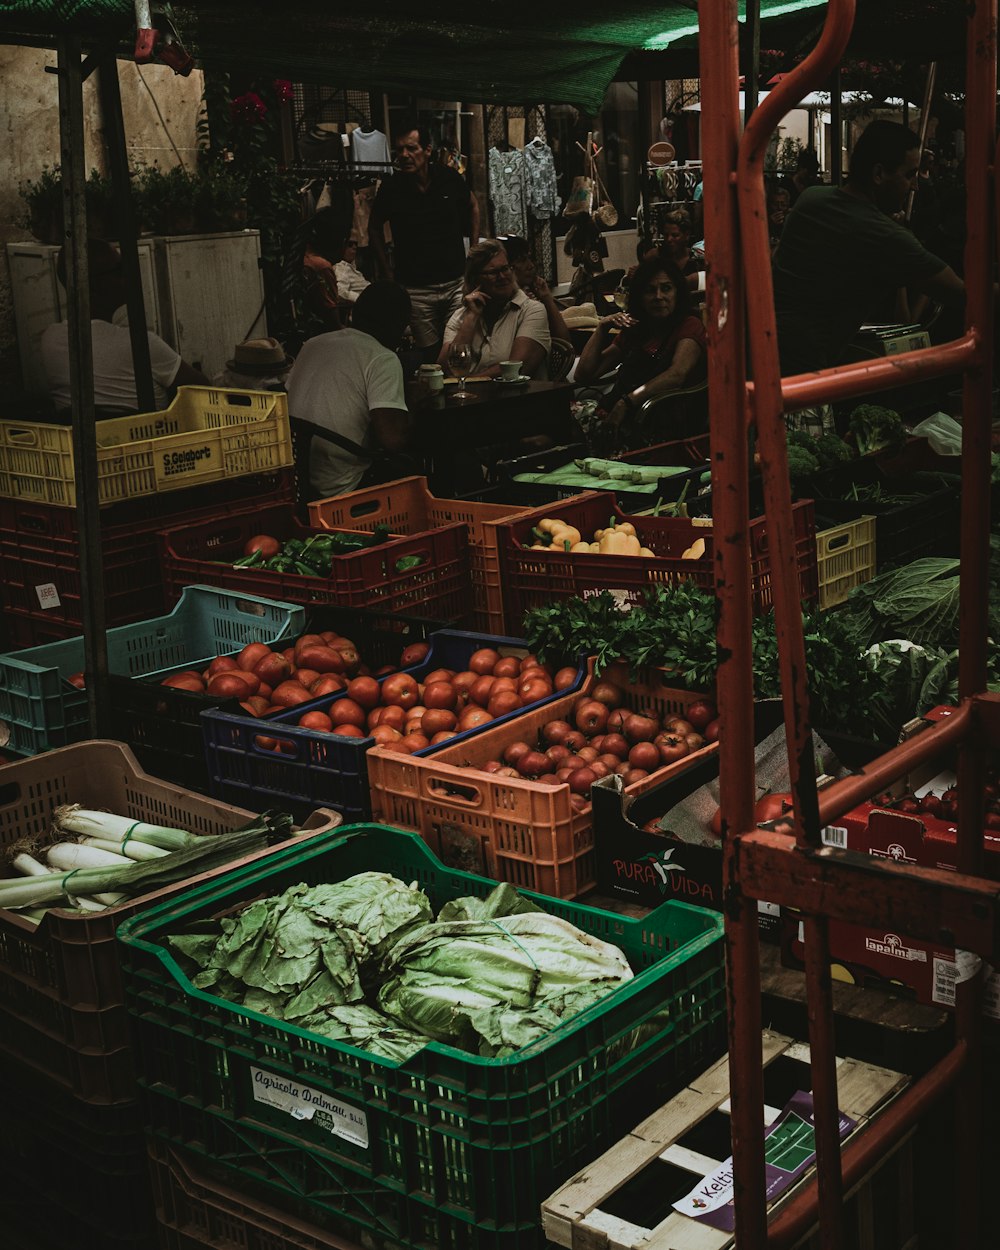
0,386 -> 292,506
817,514 -> 876,610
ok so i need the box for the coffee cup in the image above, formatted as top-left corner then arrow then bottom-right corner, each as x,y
418,364 -> 444,392
499,360 -> 522,381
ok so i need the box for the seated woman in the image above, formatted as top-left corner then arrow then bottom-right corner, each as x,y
573,256 -> 706,449
502,236 -> 571,341
661,209 -> 706,296
438,239 -> 551,379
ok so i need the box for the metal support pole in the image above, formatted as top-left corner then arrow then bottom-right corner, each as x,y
98,49 -> 155,413
700,4 -> 767,1247
58,35 -> 109,736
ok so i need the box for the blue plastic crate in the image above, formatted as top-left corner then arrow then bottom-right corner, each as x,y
200,630 -> 586,822
0,586 -> 304,757
118,824 -> 726,1250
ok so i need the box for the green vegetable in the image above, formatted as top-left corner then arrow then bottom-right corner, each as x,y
164,876 -> 641,1061
785,439 -> 821,480
395,555 -> 424,572
377,910 -> 633,1056
233,549 -> 265,568
862,639 -> 957,742
848,403 -> 906,457
811,433 -> 855,469
0,811 -> 293,912
843,558 -> 961,649
168,872 -> 434,1018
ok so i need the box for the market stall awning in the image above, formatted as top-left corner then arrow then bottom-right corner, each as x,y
0,1 -> 829,112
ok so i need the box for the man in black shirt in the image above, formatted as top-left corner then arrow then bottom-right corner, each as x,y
371,121 -> 480,357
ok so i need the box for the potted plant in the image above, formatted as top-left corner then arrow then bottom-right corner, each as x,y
19,166 -> 63,244
195,161 -> 249,232
132,164 -> 201,235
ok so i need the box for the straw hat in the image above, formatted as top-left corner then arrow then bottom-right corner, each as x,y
561,302 -> 601,330
227,337 -> 292,374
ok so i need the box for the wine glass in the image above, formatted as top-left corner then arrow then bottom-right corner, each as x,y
613,276 -> 629,311
448,342 -> 480,401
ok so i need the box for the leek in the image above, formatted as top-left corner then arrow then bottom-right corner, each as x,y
46,843 -> 131,871
52,805 -> 196,852
0,811 -> 293,912
12,852 -> 49,877
82,836 -> 169,862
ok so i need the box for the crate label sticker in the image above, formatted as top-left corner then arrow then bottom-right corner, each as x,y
673,1091 -> 855,1232
34,582 -> 61,609
932,958 -> 1000,1019
820,825 -> 847,849
250,1066 -> 369,1149
153,441 -> 222,488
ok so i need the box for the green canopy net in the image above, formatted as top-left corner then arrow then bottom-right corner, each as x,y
0,1 -> 829,111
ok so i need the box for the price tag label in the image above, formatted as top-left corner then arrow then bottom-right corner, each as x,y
35,582 -> 61,610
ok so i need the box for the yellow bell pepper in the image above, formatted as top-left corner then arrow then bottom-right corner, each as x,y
598,529 -> 642,555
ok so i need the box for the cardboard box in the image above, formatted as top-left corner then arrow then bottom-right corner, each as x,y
781,912 -> 1000,1018
592,703 -> 854,940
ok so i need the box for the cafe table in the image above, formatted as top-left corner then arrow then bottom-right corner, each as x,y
406,376 -> 575,496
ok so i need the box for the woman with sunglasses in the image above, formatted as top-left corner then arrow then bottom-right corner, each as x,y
437,239 -> 551,379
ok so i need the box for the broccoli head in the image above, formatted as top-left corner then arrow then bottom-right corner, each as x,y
848,404 -> 906,456
786,443 -> 821,480
812,433 -> 855,469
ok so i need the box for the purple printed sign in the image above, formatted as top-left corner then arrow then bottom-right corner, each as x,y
672,1091 -> 855,1232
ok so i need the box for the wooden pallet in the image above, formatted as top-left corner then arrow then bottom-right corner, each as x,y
541,1030 -> 915,1250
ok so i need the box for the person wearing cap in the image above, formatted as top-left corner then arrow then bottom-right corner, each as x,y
41,238 -> 209,412
215,338 -> 293,390
286,282 -> 413,498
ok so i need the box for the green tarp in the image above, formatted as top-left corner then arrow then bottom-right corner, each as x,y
0,1 -> 829,111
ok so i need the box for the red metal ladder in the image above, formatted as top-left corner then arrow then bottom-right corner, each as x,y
699,1 -> 999,1246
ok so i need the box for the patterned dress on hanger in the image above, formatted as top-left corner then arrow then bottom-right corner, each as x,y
488,146 -> 527,237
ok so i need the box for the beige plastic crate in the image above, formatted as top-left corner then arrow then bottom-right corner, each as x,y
0,386 -> 292,506
817,515 -> 876,610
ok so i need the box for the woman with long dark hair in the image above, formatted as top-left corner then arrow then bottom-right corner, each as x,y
574,255 -> 706,443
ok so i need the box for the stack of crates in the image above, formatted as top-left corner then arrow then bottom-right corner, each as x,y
118,824 -> 726,1250
0,741 -> 338,1250
0,386 -> 294,644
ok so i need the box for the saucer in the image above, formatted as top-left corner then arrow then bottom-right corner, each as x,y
498,375 -> 528,385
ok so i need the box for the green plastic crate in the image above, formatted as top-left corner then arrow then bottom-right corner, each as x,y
0,584 -> 304,757
118,825 -> 725,1250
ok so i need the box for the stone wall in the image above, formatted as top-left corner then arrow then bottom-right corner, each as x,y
0,45 -> 204,392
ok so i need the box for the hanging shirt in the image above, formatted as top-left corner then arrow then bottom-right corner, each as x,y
523,138 -> 559,220
352,184 -> 377,248
488,146 -> 527,237
350,128 -> 392,171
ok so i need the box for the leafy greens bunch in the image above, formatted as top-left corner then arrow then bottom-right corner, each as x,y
168,876 -> 635,1061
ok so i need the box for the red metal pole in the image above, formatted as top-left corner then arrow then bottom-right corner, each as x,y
953,4 -> 997,1242
700,3 -> 767,1247
735,7 -> 856,1247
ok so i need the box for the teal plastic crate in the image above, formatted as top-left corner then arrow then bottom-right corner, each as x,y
118,825 -> 725,1250
0,585 -> 304,757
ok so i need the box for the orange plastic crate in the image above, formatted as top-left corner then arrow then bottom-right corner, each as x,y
487,490 -> 817,633
309,476 -> 533,634
366,662 -> 713,900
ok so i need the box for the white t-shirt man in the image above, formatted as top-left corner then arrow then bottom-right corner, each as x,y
286,328 -> 408,497
40,305 -> 182,411
443,288 -> 551,375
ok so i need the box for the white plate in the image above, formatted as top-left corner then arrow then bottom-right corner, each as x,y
497,375 -> 528,385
